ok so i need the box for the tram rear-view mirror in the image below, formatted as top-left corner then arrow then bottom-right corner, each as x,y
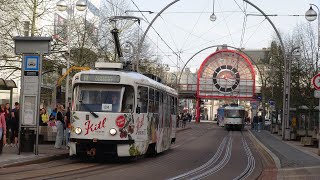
136,107 -> 140,114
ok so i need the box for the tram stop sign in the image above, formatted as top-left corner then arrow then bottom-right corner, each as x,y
312,73 -> 320,90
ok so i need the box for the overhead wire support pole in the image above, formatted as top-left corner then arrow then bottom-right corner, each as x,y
242,0 -> 286,140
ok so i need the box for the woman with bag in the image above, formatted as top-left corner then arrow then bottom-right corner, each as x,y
0,104 -> 7,154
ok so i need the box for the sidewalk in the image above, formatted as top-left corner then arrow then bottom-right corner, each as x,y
0,144 -> 69,168
250,129 -> 320,168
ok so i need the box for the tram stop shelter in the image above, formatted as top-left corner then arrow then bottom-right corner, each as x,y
0,78 -> 17,107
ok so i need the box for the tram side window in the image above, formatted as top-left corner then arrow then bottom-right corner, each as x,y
170,96 -> 175,115
174,98 -> 177,114
149,88 -> 155,113
121,86 -> 134,113
155,90 -> 159,113
163,93 -> 169,127
138,86 -> 148,113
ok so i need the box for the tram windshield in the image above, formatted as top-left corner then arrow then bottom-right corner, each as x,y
225,109 -> 245,118
73,84 -> 134,113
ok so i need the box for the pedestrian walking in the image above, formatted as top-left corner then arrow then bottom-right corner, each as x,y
0,105 -> 7,154
258,116 -> 263,132
253,116 -> 258,131
182,114 -> 187,128
54,105 -> 64,149
4,103 -> 10,145
64,107 -> 71,149
10,102 -> 19,147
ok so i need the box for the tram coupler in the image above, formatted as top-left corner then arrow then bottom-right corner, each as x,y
87,148 -> 96,157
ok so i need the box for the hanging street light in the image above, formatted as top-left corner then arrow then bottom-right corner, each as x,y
305,4 -> 319,47
210,0 -> 217,22
305,6 -> 318,21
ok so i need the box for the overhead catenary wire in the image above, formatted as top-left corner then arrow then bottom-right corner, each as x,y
130,0 -> 186,68
238,0 -> 248,48
217,0 -> 235,47
159,15 -> 180,56
180,1 -> 208,52
182,19 -> 270,52
243,18 -> 267,47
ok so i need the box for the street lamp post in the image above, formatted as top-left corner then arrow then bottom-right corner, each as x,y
56,0 -> 87,109
305,4 -> 320,155
282,47 -> 300,140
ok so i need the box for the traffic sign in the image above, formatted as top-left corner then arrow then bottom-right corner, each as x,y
268,99 -> 275,105
24,55 -> 39,71
312,73 -> 320,90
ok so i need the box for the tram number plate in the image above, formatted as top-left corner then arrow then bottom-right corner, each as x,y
102,104 -> 112,111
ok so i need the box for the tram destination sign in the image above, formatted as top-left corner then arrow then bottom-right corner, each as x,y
80,74 -> 120,83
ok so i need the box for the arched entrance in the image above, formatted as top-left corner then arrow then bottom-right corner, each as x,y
195,49 -> 255,122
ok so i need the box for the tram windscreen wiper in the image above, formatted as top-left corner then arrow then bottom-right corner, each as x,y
79,100 -> 99,118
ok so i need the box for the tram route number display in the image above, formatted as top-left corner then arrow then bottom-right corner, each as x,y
80,74 -> 120,83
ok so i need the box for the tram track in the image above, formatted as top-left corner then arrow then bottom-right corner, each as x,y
168,135 -> 229,180
168,131 -> 233,180
233,132 -> 255,180
168,130 -> 256,180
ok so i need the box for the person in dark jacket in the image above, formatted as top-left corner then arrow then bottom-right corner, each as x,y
258,116 -> 263,132
253,116 -> 258,131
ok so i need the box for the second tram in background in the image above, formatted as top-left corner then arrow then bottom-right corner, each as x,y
223,104 -> 246,131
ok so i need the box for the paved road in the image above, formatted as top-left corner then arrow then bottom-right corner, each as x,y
0,123 -> 268,180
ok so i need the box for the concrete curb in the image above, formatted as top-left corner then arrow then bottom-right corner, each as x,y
248,130 -> 281,169
1,153 -> 69,168
176,127 -> 192,133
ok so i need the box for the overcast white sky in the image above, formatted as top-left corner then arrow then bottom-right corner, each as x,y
127,0 -> 318,71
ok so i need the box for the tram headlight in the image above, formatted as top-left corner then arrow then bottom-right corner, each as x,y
109,128 -> 117,136
75,127 -> 82,135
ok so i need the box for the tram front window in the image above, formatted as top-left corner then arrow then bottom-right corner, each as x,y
225,110 -> 245,118
74,84 -> 134,113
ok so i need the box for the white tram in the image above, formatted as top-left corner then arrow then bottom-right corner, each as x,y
69,63 -> 178,158
224,105 -> 246,131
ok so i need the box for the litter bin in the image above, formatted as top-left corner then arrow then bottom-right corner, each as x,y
20,129 -> 35,152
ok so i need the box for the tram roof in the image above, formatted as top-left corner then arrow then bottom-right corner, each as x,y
73,70 -> 178,96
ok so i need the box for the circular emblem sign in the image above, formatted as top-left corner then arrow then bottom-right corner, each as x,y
116,115 -> 126,128
212,65 -> 240,93
312,74 -> 320,90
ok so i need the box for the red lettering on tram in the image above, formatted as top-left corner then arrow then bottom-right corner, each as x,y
84,117 -> 107,135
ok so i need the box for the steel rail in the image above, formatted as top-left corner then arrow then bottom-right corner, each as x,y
168,135 -> 228,180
